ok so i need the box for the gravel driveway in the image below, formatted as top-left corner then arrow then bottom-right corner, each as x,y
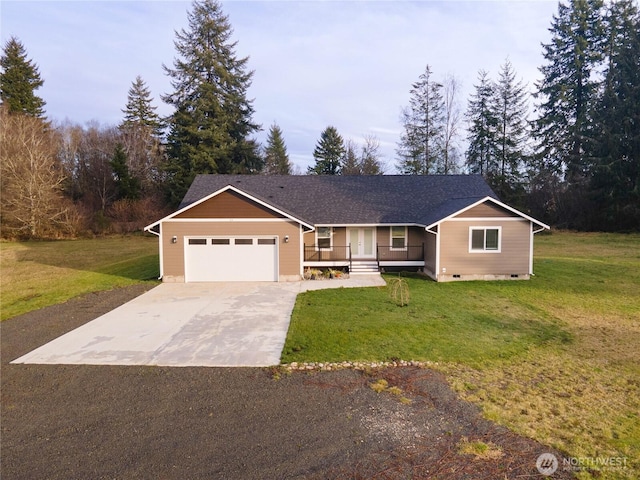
1,285 -> 572,479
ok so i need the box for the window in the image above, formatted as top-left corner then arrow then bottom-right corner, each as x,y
188,238 -> 207,245
469,227 -> 501,252
235,238 -> 253,245
257,238 -> 276,245
211,238 -> 230,245
390,226 -> 407,250
317,227 -> 332,249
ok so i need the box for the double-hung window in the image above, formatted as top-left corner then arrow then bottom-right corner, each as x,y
390,226 -> 407,250
469,227 -> 501,253
317,227 -> 332,249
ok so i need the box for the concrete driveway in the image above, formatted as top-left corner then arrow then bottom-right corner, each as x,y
12,276 -> 385,367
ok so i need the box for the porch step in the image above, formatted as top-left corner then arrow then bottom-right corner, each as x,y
350,262 -> 380,275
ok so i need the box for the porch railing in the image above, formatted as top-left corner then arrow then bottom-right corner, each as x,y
304,245 -> 352,263
376,244 -> 425,262
304,244 -> 424,263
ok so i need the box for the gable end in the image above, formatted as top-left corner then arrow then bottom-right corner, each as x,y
453,200 -> 519,218
175,190 -> 285,219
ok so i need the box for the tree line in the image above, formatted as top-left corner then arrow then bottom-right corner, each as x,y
1,0 -> 638,238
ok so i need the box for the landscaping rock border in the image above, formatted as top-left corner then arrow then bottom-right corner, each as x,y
282,360 -> 438,372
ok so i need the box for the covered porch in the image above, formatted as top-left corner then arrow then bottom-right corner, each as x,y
303,243 -> 426,271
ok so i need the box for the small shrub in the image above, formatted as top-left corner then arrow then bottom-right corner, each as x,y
369,379 -> 389,393
458,437 -> 503,460
388,276 -> 410,306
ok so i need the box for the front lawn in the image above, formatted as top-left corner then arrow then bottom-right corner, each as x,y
283,231 -> 640,479
1,236 -> 159,321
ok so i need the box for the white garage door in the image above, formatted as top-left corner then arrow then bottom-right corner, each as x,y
185,237 -> 278,282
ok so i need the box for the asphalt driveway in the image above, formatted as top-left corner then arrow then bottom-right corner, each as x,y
11,276 -> 385,367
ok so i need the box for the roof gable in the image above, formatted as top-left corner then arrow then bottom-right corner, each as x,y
144,184 -> 314,232
175,189 -> 285,219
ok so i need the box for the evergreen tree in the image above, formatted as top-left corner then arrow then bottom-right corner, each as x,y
492,59 -> 530,203
162,0 -> 260,205
119,76 -> 164,192
533,0 -> 605,180
110,143 -> 141,200
262,123 -> 292,175
465,70 -> 498,178
121,76 -> 163,135
397,65 -> 445,174
340,140 -> 361,175
308,126 -> 344,175
0,37 -> 46,117
531,0 -> 605,227
589,0 -> 640,230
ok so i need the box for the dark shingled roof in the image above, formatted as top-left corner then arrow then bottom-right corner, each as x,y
179,174 -> 499,226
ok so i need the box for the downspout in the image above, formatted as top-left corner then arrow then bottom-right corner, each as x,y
530,223 -> 548,276
144,223 -> 163,280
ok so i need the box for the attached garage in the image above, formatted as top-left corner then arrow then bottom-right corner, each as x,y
184,236 -> 278,282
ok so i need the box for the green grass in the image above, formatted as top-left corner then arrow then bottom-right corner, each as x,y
1,235 -> 159,321
284,231 -> 640,479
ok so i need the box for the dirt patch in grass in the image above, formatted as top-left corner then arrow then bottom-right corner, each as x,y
1,286 -> 573,480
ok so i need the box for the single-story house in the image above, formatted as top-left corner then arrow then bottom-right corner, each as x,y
144,174 -> 549,282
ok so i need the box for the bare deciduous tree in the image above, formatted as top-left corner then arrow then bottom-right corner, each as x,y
0,108 -> 76,238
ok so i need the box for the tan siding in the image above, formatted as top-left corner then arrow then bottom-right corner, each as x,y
439,220 -> 530,275
455,201 -> 518,218
162,220 -> 301,280
175,190 -> 284,219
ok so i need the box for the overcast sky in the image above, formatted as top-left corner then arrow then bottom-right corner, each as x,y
1,0 -> 559,172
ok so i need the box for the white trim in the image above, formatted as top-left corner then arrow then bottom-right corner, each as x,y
529,222 -> 534,275
389,226 -> 408,251
144,184 -> 314,232
314,223 -> 425,228
468,226 -> 502,253
379,260 -> 425,267
435,226 -> 441,279
424,196 -> 550,231
445,217 -> 528,222
158,232 -> 164,280
163,218 -> 294,223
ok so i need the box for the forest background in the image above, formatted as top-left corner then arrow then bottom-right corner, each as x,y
1,0 -> 638,238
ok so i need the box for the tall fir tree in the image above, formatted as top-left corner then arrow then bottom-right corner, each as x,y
588,0 -> 640,230
531,0 -> 605,227
119,75 -> 164,192
308,126 -> 344,175
0,37 -> 46,117
492,59 -> 530,204
121,76 -> 163,135
397,65 -> 445,174
162,0 -> 261,205
465,70 -> 498,178
534,0 -> 605,178
262,123 -> 292,175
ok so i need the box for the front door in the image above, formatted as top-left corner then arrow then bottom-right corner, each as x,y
348,228 -> 376,259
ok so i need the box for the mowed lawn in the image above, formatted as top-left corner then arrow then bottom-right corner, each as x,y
284,231 -> 640,479
1,236 -> 159,321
